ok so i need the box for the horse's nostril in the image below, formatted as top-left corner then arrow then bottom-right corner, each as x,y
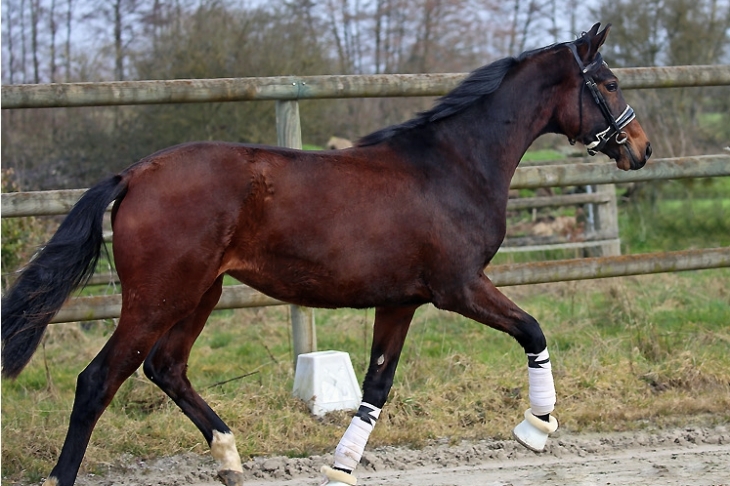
646,143 -> 653,159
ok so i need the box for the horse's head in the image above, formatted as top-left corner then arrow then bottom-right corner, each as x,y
560,23 -> 652,170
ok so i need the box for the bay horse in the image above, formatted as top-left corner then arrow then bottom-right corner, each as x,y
1,23 -> 651,486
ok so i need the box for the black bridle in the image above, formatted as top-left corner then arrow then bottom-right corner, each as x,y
568,43 -> 635,156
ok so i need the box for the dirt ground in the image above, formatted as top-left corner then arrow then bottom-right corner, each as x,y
71,425 -> 730,486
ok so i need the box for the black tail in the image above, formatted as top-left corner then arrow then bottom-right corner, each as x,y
1,175 -> 128,378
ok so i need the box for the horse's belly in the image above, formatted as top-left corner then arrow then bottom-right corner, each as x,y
225,257 -> 430,309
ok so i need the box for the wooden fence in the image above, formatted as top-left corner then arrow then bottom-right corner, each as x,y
3,65 -> 730,108
2,65 -> 730,363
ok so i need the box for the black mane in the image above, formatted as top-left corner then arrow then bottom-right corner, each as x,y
356,44 -> 563,147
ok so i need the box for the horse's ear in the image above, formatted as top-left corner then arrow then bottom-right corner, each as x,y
592,23 -> 611,51
586,22 -> 602,37
577,23 -> 611,63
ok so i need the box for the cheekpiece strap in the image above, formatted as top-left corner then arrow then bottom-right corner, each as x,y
567,42 -> 633,156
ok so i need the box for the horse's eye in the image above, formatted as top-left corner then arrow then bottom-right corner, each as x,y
606,82 -> 618,92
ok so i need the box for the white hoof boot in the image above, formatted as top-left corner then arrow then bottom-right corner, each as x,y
320,465 -> 357,485
512,408 -> 559,452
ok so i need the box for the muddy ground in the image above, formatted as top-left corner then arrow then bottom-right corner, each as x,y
69,425 -> 730,486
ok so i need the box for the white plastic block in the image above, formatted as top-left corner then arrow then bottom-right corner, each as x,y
293,350 -> 362,417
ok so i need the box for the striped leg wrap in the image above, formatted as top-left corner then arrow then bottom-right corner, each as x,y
333,403 -> 381,473
527,348 -> 556,417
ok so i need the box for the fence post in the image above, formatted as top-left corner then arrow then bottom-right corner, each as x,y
594,184 -> 621,256
275,100 -> 317,369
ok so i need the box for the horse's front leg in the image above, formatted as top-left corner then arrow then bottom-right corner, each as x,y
321,305 -> 418,486
437,273 -> 558,452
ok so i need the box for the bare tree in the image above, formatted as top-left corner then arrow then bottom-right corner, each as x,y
507,0 -> 521,54
113,0 -> 125,79
374,0 -> 384,73
411,0 -> 441,72
64,0 -> 74,80
21,0 -> 28,82
29,0 -> 41,83
547,0 -> 558,43
50,0 -> 58,81
375,0 -> 410,73
4,0 -> 17,83
85,0 -> 144,80
325,0 -> 349,72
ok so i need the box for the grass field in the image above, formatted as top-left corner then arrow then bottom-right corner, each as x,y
2,175 -> 729,484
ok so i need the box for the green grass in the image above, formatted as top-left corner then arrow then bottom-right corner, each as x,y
520,148 -> 563,162
620,179 -> 730,254
698,112 -> 730,139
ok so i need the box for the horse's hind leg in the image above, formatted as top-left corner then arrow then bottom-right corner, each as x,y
437,274 -> 557,452
142,276 -> 245,486
44,309 -> 182,486
322,305 -> 417,486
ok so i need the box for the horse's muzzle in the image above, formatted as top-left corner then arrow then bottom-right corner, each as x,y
630,142 -> 652,170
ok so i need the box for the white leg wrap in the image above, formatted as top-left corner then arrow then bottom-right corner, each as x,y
210,430 -> 243,473
333,402 -> 381,472
527,348 -> 556,416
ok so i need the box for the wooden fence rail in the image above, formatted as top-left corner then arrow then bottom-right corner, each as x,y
3,65 -> 730,108
3,155 -> 728,218
51,247 -> 730,324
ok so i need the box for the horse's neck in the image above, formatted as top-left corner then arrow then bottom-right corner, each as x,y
442,63 -> 562,185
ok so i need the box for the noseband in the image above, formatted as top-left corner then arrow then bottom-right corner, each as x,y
568,43 -> 635,156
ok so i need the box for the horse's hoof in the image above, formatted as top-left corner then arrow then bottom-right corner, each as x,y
218,469 -> 245,486
320,465 -> 357,485
512,408 -> 559,452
